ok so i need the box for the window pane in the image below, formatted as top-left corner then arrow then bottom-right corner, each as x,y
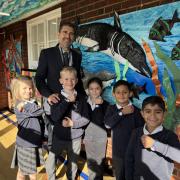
39,44 -> 45,55
38,23 -> 44,43
49,41 -> 58,47
32,44 -> 38,61
48,18 -> 57,41
32,25 -> 37,43
57,17 -> 61,32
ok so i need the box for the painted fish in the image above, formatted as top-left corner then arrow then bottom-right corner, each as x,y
171,41 -> 180,60
149,10 -> 180,41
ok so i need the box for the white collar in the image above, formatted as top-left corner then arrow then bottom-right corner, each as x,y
116,102 -> 132,109
87,96 -> 100,110
143,124 -> 163,135
61,89 -> 77,98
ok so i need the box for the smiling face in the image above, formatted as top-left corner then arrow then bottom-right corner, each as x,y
58,25 -> 75,51
141,104 -> 165,133
113,85 -> 132,107
60,71 -> 78,92
19,81 -> 33,101
88,82 -> 102,99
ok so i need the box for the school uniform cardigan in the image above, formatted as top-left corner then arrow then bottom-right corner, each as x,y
51,93 -> 89,141
125,127 -> 180,180
15,101 -> 44,148
104,104 -> 144,158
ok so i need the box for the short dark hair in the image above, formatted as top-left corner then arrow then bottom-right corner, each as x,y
142,96 -> 166,111
113,80 -> 131,93
59,21 -> 76,33
87,77 -> 103,89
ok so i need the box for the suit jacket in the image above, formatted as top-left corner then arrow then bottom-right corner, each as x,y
35,45 -> 85,97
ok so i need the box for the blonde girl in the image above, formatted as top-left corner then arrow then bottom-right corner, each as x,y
10,76 -> 45,180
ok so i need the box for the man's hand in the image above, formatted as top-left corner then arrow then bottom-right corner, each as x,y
141,135 -> 155,149
48,93 -> 60,105
62,117 -> 73,127
122,105 -> 134,115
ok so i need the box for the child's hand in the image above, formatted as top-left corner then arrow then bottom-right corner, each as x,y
67,94 -> 76,102
94,97 -> 103,105
141,135 -> 155,149
122,105 -> 134,115
17,102 -> 25,112
62,117 -> 73,127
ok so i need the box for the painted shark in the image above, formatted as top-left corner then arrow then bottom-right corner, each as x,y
75,11 -> 152,77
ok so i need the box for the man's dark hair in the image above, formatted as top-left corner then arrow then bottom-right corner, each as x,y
142,96 -> 166,112
59,21 -> 76,33
113,80 -> 131,93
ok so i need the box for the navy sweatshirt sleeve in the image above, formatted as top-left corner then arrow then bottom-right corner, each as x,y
71,97 -> 90,128
51,95 -> 70,123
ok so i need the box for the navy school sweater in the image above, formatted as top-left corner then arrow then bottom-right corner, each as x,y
51,93 -> 89,141
15,100 -> 45,148
125,127 -> 180,180
104,104 -> 144,158
84,100 -> 109,141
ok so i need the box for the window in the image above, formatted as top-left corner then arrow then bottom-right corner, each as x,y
27,8 -> 61,68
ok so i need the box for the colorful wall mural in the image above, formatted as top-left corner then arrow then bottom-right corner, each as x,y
2,35 -> 24,90
73,2 -> 180,130
0,0 -> 60,27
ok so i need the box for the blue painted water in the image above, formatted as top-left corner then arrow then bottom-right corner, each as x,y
74,2 -> 180,108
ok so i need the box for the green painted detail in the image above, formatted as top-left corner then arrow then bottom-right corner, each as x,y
122,60 -> 129,80
114,61 -> 121,81
162,68 -> 175,129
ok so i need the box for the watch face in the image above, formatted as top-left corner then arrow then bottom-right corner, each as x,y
119,111 -> 123,116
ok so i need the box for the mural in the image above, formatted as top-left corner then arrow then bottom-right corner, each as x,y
2,35 -> 24,89
73,2 -> 180,130
0,0 -> 60,27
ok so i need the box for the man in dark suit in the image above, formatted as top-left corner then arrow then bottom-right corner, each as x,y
35,22 -> 85,105
35,22 -> 85,180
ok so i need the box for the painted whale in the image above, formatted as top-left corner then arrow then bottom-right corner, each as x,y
76,11 -> 152,77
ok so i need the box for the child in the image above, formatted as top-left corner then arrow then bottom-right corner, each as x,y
10,76 -> 45,180
46,67 -> 89,180
104,80 -> 144,180
125,96 -> 180,180
83,77 -> 109,180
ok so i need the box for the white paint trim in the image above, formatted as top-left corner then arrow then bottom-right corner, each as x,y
27,8 -> 61,69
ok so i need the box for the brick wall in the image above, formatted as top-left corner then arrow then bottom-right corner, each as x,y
60,0 -> 176,23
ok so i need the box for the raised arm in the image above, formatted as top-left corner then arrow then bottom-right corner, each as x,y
51,98 -> 70,123
71,98 -> 89,128
15,102 -> 43,123
104,105 -> 124,129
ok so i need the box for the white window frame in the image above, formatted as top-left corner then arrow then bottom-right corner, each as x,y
27,8 -> 61,69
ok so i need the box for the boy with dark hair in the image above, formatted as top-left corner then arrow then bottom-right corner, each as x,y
125,95 -> 180,180
104,80 -> 144,180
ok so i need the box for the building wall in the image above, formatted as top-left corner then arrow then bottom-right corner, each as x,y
0,0 -> 176,110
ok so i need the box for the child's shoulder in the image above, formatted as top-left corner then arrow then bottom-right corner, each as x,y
162,127 -> 178,139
